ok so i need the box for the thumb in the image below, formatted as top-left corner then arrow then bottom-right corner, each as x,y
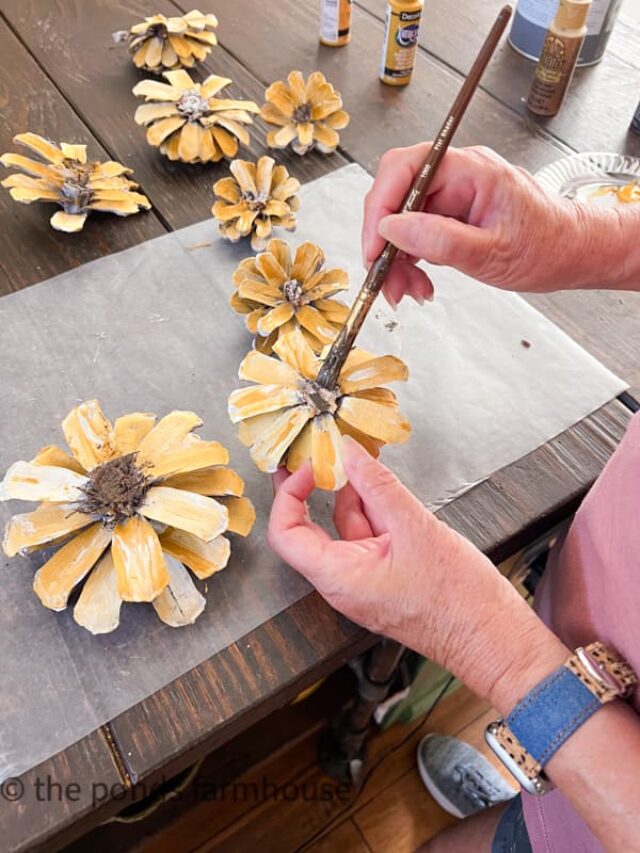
342,437 -> 412,536
379,211 -> 492,277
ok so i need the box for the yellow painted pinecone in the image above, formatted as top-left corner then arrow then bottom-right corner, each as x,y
230,238 -> 351,354
133,70 -> 259,163
0,133 -> 150,233
228,327 -> 411,491
127,10 -> 218,73
0,401 -> 255,634
212,157 -> 300,251
261,71 -> 349,155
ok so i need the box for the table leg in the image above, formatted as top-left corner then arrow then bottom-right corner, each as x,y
319,638 -> 406,786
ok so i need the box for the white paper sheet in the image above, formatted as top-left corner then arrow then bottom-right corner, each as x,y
0,163 -> 626,781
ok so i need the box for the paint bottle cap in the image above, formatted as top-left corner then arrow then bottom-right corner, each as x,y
555,0 -> 592,31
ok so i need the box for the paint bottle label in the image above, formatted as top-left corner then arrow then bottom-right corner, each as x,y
510,0 -> 623,65
320,0 -> 352,46
527,29 -> 584,115
379,1 -> 423,85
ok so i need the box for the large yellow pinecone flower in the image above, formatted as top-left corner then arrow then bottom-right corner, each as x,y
0,133 -> 150,233
0,401 -> 255,634
228,327 -> 411,491
127,10 -> 218,73
133,71 -> 259,163
212,157 -> 300,252
230,238 -> 350,354
261,71 -> 350,155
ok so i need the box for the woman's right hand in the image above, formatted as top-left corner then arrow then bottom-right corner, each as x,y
362,144 -> 617,305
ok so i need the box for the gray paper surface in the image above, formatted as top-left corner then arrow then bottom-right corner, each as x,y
0,164 -> 626,780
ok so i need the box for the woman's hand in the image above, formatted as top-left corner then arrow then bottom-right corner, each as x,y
268,437 -> 566,714
362,144 -> 628,306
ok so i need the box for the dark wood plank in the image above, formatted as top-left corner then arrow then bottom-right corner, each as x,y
0,16 -> 165,294
209,0 -> 564,174
107,597 -> 372,785
359,0 -> 640,158
0,730 -> 124,853
306,820 -> 372,853
1,0 -> 344,234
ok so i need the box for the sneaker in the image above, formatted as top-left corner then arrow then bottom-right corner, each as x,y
416,733 -> 516,819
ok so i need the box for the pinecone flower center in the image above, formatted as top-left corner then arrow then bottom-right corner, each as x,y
61,169 -> 93,212
299,379 -> 339,416
77,453 -> 153,527
241,189 -> 268,212
292,103 -> 312,124
283,278 -> 303,307
177,89 -> 211,121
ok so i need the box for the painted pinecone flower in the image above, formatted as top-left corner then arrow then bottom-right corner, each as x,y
0,401 -> 255,634
0,133 -> 150,233
133,71 -> 259,163
261,71 -> 349,155
212,157 -> 300,252
228,327 -> 411,491
126,10 -> 218,73
230,238 -> 350,354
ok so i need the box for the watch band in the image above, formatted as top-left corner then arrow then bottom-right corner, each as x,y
485,642 -> 637,795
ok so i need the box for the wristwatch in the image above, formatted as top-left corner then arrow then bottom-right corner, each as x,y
485,642 -> 637,795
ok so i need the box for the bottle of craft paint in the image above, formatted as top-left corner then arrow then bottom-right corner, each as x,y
510,0 -> 623,66
527,0 -> 591,117
631,100 -> 640,136
319,0 -> 352,46
379,0 -> 423,86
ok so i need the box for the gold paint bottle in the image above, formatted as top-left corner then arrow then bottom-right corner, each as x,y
527,0 -> 592,116
379,0 -> 424,86
319,0 -> 352,47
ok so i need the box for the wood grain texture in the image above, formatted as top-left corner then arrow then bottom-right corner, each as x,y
359,0 -> 640,158
306,820 -> 372,853
0,17 -> 165,293
0,730 -> 124,853
1,0 -> 344,233
207,0 -> 564,175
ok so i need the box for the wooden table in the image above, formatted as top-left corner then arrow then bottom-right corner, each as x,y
0,1 -> 638,848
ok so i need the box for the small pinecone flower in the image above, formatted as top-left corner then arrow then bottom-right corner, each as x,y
0,133 -> 150,233
0,401 -> 255,634
125,10 -> 218,73
261,71 -> 349,155
212,157 -> 300,252
133,70 -> 259,163
230,238 -> 351,354
228,327 -> 411,491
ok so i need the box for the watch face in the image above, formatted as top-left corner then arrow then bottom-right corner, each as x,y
485,723 -> 554,796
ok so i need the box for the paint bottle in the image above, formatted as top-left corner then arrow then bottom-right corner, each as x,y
319,0 -> 352,47
510,0 -> 623,66
379,0 -> 423,86
527,0 -> 591,117
631,100 -> 640,136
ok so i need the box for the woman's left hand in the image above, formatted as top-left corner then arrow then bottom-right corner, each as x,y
268,437 -> 567,713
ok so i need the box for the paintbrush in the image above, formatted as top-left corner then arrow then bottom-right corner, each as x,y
317,4 -> 513,390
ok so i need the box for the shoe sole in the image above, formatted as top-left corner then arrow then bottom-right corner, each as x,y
416,735 -> 467,820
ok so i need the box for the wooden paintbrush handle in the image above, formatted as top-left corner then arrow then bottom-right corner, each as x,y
317,5 -> 513,390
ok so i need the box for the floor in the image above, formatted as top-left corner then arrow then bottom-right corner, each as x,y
132,684 -> 515,853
